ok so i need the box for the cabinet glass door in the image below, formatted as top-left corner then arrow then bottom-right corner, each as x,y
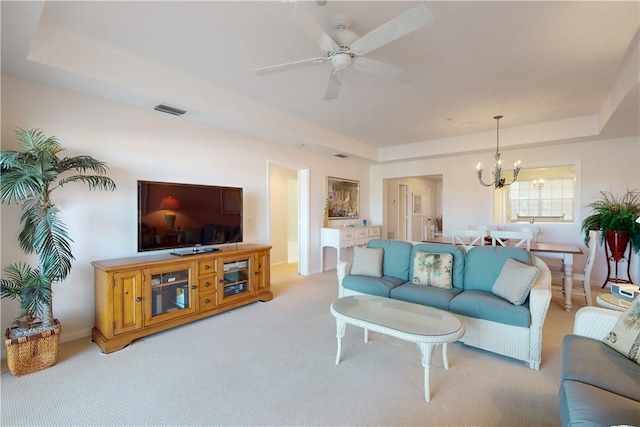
220,258 -> 251,301
146,267 -> 195,324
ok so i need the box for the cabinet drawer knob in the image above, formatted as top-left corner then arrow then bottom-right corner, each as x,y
204,265 -> 210,270
205,298 -> 211,304
205,282 -> 211,287
191,285 -> 197,290
254,271 -> 259,276
135,297 -> 142,302
219,279 -> 224,284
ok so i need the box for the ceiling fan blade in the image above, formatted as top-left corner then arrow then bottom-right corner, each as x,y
254,57 -> 327,75
292,6 -> 340,53
324,69 -> 344,100
352,57 -> 415,83
350,5 -> 433,56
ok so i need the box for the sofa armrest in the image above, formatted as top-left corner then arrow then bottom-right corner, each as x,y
529,256 -> 552,319
337,261 -> 352,287
337,261 -> 352,298
527,256 -> 553,369
573,306 -> 622,341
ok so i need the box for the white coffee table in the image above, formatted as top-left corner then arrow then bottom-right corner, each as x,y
330,295 -> 465,402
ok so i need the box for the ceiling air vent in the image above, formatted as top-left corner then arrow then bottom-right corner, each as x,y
334,153 -> 348,158
154,104 -> 188,116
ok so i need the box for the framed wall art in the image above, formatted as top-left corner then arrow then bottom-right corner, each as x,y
413,194 -> 422,215
326,177 -> 359,219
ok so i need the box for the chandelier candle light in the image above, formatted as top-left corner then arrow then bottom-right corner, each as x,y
477,115 -> 522,189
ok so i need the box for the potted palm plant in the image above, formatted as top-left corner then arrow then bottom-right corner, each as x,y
0,128 -> 116,376
581,189 -> 640,260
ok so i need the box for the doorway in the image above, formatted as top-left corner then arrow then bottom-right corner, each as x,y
384,175 -> 442,242
268,164 -> 310,276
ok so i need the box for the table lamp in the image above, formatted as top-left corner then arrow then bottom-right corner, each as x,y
158,196 -> 181,231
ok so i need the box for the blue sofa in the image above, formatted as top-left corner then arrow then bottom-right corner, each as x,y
337,239 -> 552,370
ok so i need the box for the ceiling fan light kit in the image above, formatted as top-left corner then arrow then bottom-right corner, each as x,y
477,115 -> 522,189
254,4 -> 433,100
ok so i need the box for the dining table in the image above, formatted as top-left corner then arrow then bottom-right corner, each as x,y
424,236 -> 583,311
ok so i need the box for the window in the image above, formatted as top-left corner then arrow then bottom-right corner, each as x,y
494,165 -> 576,223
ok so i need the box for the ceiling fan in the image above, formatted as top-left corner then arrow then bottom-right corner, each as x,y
254,4 -> 433,100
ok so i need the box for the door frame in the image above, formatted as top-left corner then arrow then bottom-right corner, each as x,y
267,161 -> 310,276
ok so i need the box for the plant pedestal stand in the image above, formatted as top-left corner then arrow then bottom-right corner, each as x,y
602,239 -> 633,288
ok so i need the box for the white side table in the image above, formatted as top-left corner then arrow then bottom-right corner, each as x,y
596,293 -> 632,312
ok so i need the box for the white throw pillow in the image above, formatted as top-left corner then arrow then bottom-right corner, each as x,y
492,258 -> 539,305
412,251 -> 453,289
604,298 -> 640,365
350,247 -> 384,278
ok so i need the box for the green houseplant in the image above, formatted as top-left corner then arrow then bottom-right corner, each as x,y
0,262 -> 51,329
0,128 -> 116,375
581,189 -> 640,258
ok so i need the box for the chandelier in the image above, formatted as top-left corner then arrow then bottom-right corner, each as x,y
477,115 -> 521,189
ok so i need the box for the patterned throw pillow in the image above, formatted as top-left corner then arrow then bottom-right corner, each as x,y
604,299 -> 640,365
412,251 -> 453,289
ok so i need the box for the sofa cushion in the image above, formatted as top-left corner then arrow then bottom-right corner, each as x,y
367,239 -> 413,281
412,251 -> 453,289
464,246 -> 534,293
390,283 -> 462,311
350,247 -> 384,278
341,275 -> 406,298
410,243 -> 466,289
562,334 -> 640,401
492,258 -> 539,305
559,380 -> 640,427
604,298 -> 640,364
561,334 -> 640,402
449,290 -> 531,327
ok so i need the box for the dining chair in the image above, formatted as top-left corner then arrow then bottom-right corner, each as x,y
489,230 -> 534,251
451,229 -> 487,252
509,225 -> 539,242
468,225 -> 497,231
550,230 -> 598,306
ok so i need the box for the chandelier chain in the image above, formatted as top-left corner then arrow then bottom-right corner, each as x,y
493,115 -> 503,158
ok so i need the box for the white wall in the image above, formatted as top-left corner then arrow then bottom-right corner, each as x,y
0,75 -> 371,350
371,136 -> 640,288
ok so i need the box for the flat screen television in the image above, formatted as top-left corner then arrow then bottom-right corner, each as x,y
138,180 -> 243,254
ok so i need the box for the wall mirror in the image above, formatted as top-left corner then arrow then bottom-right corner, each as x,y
327,177 -> 359,219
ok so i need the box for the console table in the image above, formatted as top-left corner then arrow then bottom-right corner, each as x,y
321,226 -> 381,272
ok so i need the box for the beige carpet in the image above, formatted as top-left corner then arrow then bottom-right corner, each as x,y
1,265 -> 599,426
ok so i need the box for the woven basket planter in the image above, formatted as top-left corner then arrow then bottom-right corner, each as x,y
4,319 -> 61,376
